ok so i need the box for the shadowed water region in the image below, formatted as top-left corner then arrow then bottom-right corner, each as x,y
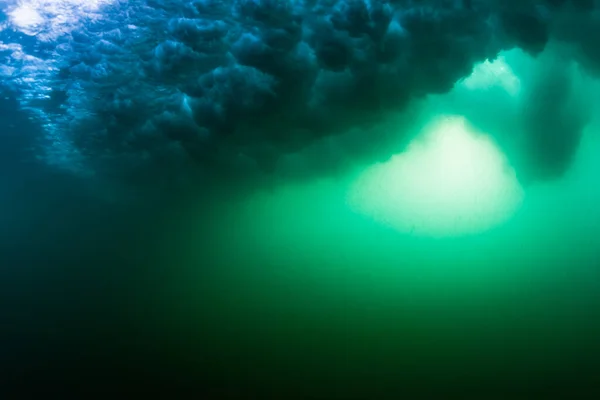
3,2 -> 600,398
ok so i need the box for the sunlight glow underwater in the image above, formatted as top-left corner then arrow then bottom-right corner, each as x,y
5,0 -> 114,37
7,5 -> 44,31
347,55 -> 526,238
348,115 -> 525,238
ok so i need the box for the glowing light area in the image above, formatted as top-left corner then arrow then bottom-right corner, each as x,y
6,0 -> 114,38
461,54 -> 521,96
8,4 -> 44,31
348,116 -> 524,237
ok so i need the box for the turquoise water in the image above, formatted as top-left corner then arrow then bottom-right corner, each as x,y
4,45 -> 600,397
131,49 -> 600,397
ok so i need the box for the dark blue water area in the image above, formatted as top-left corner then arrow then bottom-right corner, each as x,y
0,93 -> 199,394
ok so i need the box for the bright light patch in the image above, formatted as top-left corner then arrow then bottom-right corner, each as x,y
462,55 -> 521,96
8,4 -> 44,32
348,116 -> 524,237
6,0 -> 114,38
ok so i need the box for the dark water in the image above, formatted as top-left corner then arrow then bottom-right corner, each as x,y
2,9 -> 600,400
3,99 -> 600,399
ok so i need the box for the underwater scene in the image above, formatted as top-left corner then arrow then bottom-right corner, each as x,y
2,1 -> 600,398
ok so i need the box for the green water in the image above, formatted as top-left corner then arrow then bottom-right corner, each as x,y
142,49 -> 600,397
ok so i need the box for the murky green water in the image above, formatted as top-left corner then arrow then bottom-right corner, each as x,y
139,49 -> 600,397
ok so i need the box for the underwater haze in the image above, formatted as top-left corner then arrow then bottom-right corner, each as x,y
3,1 -> 600,398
